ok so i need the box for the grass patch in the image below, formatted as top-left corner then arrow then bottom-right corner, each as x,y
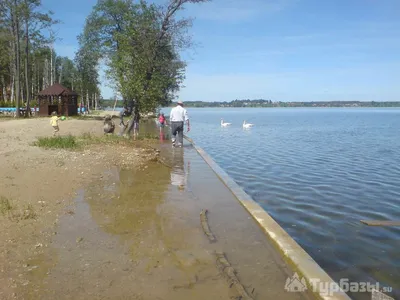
34,135 -> 78,149
33,131 -> 159,151
0,196 -> 13,215
1,196 -> 38,221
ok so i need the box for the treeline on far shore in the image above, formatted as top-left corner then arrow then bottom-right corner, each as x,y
93,99 -> 400,110
167,100 -> 400,108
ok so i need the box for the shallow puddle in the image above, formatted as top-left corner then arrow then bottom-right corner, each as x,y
16,158 -> 234,300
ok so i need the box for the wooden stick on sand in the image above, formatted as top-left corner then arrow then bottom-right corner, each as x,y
215,251 -> 254,300
200,209 -> 216,242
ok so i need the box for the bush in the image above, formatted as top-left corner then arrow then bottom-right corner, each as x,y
0,101 -> 14,108
30,99 -> 38,107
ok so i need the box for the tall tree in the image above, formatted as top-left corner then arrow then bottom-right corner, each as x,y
0,0 -> 56,116
75,35 -> 101,111
22,0 -> 55,116
80,0 -> 209,114
0,23 -> 12,103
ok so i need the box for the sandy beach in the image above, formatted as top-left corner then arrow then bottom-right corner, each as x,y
0,118 -> 159,299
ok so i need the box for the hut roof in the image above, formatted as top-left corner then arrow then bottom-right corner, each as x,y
38,83 -> 78,96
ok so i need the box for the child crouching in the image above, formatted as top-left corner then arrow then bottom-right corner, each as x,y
103,114 -> 115,134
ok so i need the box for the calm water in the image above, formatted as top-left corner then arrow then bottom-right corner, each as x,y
162,107 -> 400,299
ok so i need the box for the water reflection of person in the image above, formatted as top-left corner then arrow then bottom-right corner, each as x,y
170,148 -> 190,190
160,130 -> 165,142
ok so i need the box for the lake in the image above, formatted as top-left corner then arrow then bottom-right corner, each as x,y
161,107 -> 400,299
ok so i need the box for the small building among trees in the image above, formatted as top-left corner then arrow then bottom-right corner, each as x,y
37,83 -> 78,116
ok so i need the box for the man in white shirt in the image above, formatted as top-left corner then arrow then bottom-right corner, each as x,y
169,100 -> 190,147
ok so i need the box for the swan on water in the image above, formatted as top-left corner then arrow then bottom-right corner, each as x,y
220,119 -> 232,127
243,120 -> 254,129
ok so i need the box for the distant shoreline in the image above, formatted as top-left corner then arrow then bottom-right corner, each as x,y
168,100 -> 400,108
168,105 -> 400,108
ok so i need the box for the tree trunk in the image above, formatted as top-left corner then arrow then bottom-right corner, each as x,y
31,61 -> 34,97
80,85 -> 83,113
37,59 -> 40,93
43,57 -> 48,88
24,4 -> 31,117
10,75 -> 14,103
94,93 -> 97,110
50,46 -> 53,86
86,89 -> 89,113
20,84 -> 24,104
1,75 -> 6,102
58,63 -> 62,84
9,40 -> 14,104
12,0 -> 21,117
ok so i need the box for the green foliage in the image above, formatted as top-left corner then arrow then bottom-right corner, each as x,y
34,135 -> 78,149
0,100 -> 14,107
33,130 -> 158,150
30,99 -> 38,107
57,56 -> 78,90
0,0 -> 62,111
79,0 -> 207,115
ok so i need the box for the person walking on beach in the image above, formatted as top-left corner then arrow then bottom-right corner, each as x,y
50,111 -> 59,136
170,100 -> 190,147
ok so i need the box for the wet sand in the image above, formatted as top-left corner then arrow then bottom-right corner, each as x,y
19,144 -> 314,299
1,118 -> 315,299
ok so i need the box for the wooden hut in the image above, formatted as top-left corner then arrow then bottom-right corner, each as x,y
37,83 -> 78,116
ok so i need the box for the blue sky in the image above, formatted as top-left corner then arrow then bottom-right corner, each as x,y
42,0 -> 400,102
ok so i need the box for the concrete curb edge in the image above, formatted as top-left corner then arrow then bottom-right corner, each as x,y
184,136 -> 352,300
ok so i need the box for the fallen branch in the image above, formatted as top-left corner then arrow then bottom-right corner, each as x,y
200,209 -> 216,242
215,252 -> 254,300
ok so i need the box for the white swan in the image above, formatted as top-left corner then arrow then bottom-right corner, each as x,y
243,120 -> 254,129
220,118 -> 232,127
